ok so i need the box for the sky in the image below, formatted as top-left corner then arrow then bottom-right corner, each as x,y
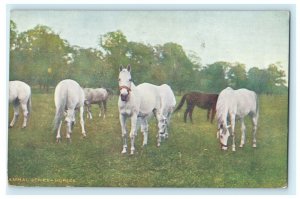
10,10 -> 290,78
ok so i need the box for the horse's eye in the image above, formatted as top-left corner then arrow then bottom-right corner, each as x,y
129,78 -> 132,82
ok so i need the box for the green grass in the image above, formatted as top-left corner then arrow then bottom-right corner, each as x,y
8,94 -> 288,187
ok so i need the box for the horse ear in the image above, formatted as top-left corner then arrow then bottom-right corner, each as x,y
127,64 -> 131,72
119,65 -> 124,72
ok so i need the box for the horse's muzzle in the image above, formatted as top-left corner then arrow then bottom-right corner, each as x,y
120,94 -> 129,102
220,142 -> 228,150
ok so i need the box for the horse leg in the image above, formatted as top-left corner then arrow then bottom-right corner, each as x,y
239,118 -> 246,148
65,121 -> 73,143
79,106 -> 86,137
119,114 -> 127,154
103,100 -> 107,119
129,114 -> 138,155
189,105 -> 195,124
211,108 -> 216,123
20,102 -> 29,128
230,115 -> 236,152
183,107 -> 189,123
140,118 -> 149,147
56,120 -> 62,143
251,115 -> 258,148
164,112 -> 172,139
10,101 -> 20,128
206,109 -> 210,122
98,103 -> 102,117
86,104 -> 92,119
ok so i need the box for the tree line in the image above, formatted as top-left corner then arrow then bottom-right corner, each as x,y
9,20 -> 288,95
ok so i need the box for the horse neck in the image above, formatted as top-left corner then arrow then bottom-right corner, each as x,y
131,82 -> 136,89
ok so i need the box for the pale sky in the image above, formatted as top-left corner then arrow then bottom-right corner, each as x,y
10,10 -> 290,78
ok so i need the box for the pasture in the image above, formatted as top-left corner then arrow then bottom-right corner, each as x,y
8,92 -> 288,188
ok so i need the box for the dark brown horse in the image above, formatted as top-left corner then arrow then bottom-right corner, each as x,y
174,92 -> 219,123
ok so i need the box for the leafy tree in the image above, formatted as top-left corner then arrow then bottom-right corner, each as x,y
246,63 -> 287,95
158,42 -> 196,93
227,62 -> 247,89
200,61 -> 230,92
10,25 -> 70,90
247,67 -> 269,94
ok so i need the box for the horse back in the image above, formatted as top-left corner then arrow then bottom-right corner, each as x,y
9,81 -> 31,103
186,92 -> 218,109
136,83 -> 161,112
217,88 -> 257,118
235,89 -> 258,116
55,79 -> 84,109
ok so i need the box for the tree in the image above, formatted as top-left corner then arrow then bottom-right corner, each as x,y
158,42 -> 196,93
246,63 -> 287,95
247,67 -> 269,94
227,62 -> 247,89
200,61 -> 230,92
100,30 -> 129,88
10,25 -> 71,90
265,63 -> 287,94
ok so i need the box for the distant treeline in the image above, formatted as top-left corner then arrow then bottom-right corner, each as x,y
9,20 -> 288,95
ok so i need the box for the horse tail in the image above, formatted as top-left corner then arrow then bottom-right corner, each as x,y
174,94 -> 188,112
53,91 -> 67,133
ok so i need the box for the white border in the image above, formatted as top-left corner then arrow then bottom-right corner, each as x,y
1,0 -> 298,197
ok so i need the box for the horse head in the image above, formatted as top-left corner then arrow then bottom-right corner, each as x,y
157,114 -> 167,135
118,64 -> 132,102
217,123 -> 231,150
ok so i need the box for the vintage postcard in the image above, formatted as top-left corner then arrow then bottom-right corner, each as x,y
8,10 -> 289,188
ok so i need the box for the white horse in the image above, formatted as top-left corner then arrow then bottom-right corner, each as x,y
83,87 -> 111,119
216,87 -> 259,151
53,79 -> 86,142
9,80 -> 31,128
155,84 -> 176,141
118,65 -> 176,154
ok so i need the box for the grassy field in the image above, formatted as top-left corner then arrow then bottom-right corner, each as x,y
8,92 -> 288,188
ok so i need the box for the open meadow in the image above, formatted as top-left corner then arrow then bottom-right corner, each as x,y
8,92 -> 288,188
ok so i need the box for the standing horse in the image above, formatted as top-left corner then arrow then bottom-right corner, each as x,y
53,79 -> 86,142
216,87 -> 259,151
83,87 -> 112,119
9,80 -> 31,128
174,92 -> 219,123
118,65 -> 176,154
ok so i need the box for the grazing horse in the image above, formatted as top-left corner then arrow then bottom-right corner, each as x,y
53,79 -> 86,142
118,65 -> 176,154
83,87 -> 112,119
155,84 -> 176,142
174,92 -> 219,123
9,80 -> 31,128
216,87 -> 259,151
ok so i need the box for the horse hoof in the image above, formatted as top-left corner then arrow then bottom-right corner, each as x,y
130,151 -> 135,155
121,149 -> 127,154
56,138 -> 61,143
239,144 -> 244,148
252,144 -> 257,148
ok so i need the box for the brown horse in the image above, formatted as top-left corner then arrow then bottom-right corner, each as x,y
174,92 -> 219,123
